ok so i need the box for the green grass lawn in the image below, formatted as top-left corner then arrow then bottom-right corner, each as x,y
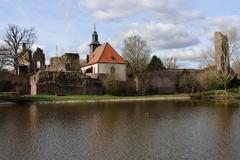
22,94 -> 189,102
2,89 -> 240,103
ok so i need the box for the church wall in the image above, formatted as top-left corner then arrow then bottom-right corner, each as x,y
98,63 -> 126,81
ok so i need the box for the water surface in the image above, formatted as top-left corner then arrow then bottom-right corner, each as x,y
0,101 -> 240,160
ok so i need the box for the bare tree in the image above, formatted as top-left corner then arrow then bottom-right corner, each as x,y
122,35 -> 151,91
1,24 -> 37,74
0,47 -> 8,70
224,28 -> 240,60
233,58 -> 240,77
163,56 -> 179,69
200,48 -> 215,69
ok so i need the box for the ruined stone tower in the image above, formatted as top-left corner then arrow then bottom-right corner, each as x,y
215,32 -> 230,72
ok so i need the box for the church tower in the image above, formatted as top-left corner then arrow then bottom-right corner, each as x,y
89,25 -> 101,56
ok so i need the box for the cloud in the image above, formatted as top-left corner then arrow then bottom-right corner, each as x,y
203,15 -> 240,37
156,9 -> 204,23
155,46 -> 203,68
77,0 -> 204,22
159,47 -> 202,61
120,22 -> 200,49
78,42 -> 89,56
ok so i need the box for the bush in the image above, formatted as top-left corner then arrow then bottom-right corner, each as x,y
176,69 -> 199,93
196,70 -> 220,91
103,75 -> 136,96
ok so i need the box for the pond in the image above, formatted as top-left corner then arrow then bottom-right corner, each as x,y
0,101 -> 240,160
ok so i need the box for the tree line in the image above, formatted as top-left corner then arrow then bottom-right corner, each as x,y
1,24 -> 239,95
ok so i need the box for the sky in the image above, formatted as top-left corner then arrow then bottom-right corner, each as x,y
0,0 -> 240,68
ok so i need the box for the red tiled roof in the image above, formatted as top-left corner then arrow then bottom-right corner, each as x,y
84,43 -> 126,66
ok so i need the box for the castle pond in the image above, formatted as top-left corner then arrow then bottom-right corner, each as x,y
0,100 -> 240,159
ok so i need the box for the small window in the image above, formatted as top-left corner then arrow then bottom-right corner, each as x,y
111,57 -> 116,62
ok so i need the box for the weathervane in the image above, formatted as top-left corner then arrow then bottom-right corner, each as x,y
93,23 -> 96,31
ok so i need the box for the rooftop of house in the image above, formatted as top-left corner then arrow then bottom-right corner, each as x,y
83,43 -> 126,67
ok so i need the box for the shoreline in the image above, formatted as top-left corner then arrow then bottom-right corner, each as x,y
35,96 -> 191,104
0,94 -> 191,105
1,91 -> 240,105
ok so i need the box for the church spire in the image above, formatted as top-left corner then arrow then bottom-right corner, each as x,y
89,24 -> 101,55
92,24 -> 99,43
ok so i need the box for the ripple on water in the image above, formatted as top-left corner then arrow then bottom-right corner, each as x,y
0,101 -> 240,159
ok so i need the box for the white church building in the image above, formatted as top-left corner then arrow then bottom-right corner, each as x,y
81,28 -> 126,81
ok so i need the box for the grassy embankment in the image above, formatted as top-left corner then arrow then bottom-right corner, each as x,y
1,89 -> 240,104
0,92 -> 190,103
191,89 -> 240,99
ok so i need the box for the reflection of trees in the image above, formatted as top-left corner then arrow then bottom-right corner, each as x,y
0,108 -> 5,127
0,101 -> 240,159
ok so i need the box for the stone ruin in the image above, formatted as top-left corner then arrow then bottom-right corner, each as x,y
32,48 -> 46,74
17,44 -> 46,76
30,71 -> 103,95
47,53 -> 80,72
12,43 -> 104,95
17,43 -> 81,75
215,32 -> 230,72
0,71 -> 30,95
29,52 -> 104,95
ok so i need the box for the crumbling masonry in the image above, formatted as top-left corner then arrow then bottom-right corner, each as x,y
215,32 -> 230,72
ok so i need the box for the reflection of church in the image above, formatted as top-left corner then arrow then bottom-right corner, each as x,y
81,27 -> 126,81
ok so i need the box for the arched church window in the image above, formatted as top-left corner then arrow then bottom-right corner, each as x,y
110,66 -> 115,75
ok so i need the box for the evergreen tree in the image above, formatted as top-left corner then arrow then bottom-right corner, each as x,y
147,55 -> 165,71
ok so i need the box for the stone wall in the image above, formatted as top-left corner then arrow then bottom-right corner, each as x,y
0,71 -> 30,94
48,53 -> 80,72
30,71 -> 103,95
142,69 -> 202,94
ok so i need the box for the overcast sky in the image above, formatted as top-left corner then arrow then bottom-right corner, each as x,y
0,0 -> 240,68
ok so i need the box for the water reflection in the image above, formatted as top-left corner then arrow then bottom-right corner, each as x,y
0,101 -> 240,159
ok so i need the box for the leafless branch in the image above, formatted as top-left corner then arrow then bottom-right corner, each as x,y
163,56 -> 179,69
0,24 -> 37,74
